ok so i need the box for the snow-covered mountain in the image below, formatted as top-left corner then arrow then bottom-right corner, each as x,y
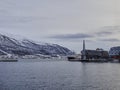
0,34 -> 74,56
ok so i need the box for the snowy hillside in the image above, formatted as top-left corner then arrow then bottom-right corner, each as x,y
0,34 -> 74,56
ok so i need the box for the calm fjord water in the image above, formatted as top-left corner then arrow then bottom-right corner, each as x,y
0,60 -> 120,90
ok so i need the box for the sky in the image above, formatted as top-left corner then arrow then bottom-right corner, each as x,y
0,0 -> 120,53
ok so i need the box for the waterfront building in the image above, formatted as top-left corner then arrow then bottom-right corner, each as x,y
81,49 -> 109,60
81,40 -> 109,60
109,46 -> 120,59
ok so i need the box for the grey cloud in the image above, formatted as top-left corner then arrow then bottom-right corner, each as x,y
99,38 -> 120,42
97,26 -> 120,33
92,25 -> 120,37
50,33 -> 94,39
100,26 -> 120,31
0,0 -> 55,28
50,25 -> 120,41
0,16 -> 35,29
0,15 -> 53,28
95,31 -> 113,36
0,16 -> 33,23
94,25 -> 120,36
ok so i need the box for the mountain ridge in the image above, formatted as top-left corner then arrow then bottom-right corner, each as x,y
0,34 -> 74,56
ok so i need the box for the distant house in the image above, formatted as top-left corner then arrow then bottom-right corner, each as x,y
81,49 -> 109,59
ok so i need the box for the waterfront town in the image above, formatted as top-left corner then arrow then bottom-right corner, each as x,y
68,40 -> 120,62
0,40 -> 120,62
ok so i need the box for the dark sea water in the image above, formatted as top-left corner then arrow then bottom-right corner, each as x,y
0,60 -> 120,90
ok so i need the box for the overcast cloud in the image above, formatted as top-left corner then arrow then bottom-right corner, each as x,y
0,0 -> 120,52
50,33 -> 93,39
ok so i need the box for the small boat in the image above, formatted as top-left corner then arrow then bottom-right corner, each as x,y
68,59 -> 81,61
0,53 -> 18,62
67,55 -> 81,61
0,58 -> 18,62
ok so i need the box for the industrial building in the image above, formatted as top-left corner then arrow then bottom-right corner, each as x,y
81,49 -> 109,60
81,40 -> 109,60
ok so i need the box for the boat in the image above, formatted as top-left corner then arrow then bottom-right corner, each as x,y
0,50 -> 18,62
67,55 -> 81,61
0,57 -> 18,62
0,55 -> 18,62
68,58 -> 81,61
0,58 -> 18,62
